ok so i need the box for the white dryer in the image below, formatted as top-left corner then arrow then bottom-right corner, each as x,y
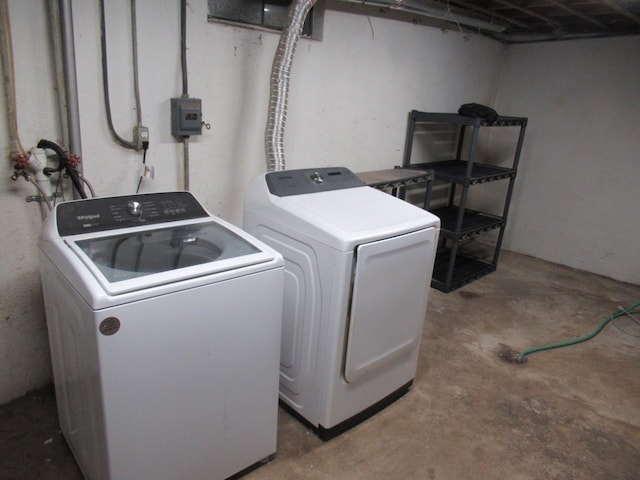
38,192 -> 284,480
243,167 -> 439,439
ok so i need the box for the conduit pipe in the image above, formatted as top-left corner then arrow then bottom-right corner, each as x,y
48,1 -> 70,147
180,0 -> 190,190
59,0 -> 83,167
265,0 -> 317,172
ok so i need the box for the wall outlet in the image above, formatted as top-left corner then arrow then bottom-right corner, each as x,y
133,126 -> 149,150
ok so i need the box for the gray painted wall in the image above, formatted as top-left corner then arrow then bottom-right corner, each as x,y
496,37 -> 640,285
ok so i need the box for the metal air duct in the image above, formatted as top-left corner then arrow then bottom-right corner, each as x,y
265,0 -> 317,172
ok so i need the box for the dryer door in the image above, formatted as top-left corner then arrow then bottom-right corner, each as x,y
344,227 -> 436,384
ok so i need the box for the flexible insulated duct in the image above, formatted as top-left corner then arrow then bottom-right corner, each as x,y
265,0 -> 316,172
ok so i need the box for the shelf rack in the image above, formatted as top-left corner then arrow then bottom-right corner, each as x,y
402,110 -> 527,292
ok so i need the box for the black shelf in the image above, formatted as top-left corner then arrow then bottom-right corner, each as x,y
356,168 -> 433,191
433,206 -> 504,240
431,248 -> 496,293
406,160 -> 515,184
402,109 -> 527,292
410,110 -> 527,127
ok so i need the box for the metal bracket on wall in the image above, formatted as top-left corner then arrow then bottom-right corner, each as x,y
26,192 -> 62,203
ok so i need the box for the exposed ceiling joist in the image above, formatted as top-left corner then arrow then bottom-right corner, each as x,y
545,0 -> 610,30
334,0 -> 640,43
441,0 -> 640,42
598,0 -> 640,26
447,0 -> 533,30
492,0 -> 563,28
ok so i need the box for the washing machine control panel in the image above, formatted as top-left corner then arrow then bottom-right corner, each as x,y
266,167 -> 364,197
56,192 -> 209,236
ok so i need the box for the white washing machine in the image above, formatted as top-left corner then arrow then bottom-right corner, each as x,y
38,192 -> 284,480
243,167 -> 440,439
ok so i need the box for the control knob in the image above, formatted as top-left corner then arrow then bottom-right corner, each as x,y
310,172 -> 324,184
127,200 -> 143,216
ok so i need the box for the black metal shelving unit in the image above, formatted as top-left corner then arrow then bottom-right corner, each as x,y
402,110 -> 527,292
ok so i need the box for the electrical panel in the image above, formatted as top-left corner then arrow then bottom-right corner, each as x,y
171,98 -> 202,136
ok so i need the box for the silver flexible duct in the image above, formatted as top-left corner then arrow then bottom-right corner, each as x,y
265,0 -> 316,172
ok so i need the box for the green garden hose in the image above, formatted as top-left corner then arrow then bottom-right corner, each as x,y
499,300 -> 640,364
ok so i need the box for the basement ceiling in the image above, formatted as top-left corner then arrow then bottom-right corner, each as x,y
438,0 -> 640,42
336,0 -> 640,42
424,0 -> 640,42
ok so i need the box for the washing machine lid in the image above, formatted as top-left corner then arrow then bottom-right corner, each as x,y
65,218 -> 275,296
51,193 -> 277,296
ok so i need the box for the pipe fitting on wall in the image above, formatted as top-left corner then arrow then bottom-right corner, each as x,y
11,153 -> 30,171
66,153 -> 81,169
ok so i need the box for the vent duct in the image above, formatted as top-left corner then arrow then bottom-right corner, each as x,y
265,0 -> 317,172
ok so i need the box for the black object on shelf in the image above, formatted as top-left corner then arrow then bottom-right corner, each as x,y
402,110 -> 527,293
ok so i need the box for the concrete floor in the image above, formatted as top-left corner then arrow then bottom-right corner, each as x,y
1,251 -> 639,480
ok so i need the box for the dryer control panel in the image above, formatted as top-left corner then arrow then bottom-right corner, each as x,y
56,192 -> 208,236
266,167 -> 364,197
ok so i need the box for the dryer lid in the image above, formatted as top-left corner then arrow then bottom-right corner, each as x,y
268,186 -> 440,251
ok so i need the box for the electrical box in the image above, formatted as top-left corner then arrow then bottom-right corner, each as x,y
171,98 -> 202,136
133,125 -> 149,150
